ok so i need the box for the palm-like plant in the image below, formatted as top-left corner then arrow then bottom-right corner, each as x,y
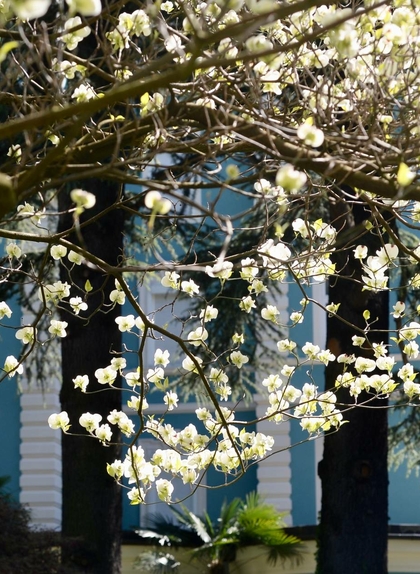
136,492 -> 302,574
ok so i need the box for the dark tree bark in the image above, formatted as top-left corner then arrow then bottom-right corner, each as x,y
58,180 -> 124,574
317,196 -> 389,574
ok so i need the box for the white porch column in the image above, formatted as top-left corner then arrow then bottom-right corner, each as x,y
19,380 -> 62,529
254,284 -> 292,522
255,394 -> 292,520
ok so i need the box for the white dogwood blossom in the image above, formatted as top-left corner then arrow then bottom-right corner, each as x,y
200,305 -> 219,322
161,272 -> 180,289
39,282 -> 70,305
115,315 -> 135,332
66,0 -> 101,16
62,17 -> 91,50
48,411 -> 70,432
144,191 -> 172,215
181,279 -> 200,297
187,326 -> 209,346
16,326 -> 36,344
3,355 -> 23,378
230,350 -> 249,369
297,119 -> 325,148
17,202 -> 44,224
70,189 -> 96,212
95,366 -> 118,386
6,0 -> 420,510
50,245 -> 67,260
79,412 -> 102,432
275,165 -> 307,193
48,320 -> 68,338
6,243 -> 21,258
68,250 -> 83,265
0,302 -> 12,320
73,375 -> 89,392
261,305 -> 280,323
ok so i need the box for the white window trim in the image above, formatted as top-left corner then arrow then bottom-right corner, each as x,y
138,438 -> 207,527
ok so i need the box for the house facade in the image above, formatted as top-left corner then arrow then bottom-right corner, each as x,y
1,273 -> 420,573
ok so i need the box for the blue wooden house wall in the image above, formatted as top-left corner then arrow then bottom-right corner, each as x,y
0,185 -> 420,563
0,297 -> 26,500
1,255 -> 420,530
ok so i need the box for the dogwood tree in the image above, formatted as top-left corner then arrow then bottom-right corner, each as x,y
2,0 -> 420,572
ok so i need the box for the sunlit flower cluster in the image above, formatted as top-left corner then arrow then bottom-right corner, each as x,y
6,0 -> 420,511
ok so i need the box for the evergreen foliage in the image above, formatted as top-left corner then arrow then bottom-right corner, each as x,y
136,492 -> 302,574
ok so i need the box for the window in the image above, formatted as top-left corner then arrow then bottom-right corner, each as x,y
139,438 -> 207,527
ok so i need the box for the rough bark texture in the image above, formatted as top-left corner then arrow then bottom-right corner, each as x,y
58,180 -> 124,574
317,197 -> 389,574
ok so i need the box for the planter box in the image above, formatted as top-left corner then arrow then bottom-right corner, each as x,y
122,539 -> 420,574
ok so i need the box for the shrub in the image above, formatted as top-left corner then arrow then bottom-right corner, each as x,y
0,477 -> 82,574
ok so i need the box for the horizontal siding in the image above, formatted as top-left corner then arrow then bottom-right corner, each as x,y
19,382 -> 62,529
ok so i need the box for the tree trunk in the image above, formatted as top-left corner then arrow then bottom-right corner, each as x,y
317,197 -> 389,574
58,181 -> 124,574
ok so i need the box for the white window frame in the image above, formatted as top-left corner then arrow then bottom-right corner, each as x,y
139,438 -> 207,527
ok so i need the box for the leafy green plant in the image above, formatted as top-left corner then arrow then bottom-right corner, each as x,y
136,492 -> 302,574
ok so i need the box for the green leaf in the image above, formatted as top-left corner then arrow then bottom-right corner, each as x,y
0,41 -> 19,64
397,162 -> 415,187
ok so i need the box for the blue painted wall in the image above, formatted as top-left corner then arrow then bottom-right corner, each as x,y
389,464 -> 420,524
0,298 -> 23,500
287,281 -> 322,526
0,379 -> 21,499
290,420 -> 317,525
